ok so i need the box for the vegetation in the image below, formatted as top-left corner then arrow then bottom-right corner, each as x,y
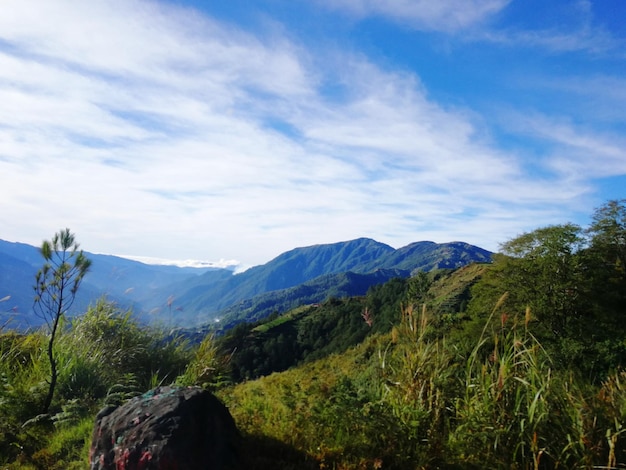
0,299 -> 198,468
211,269 -> 408,332
1,199 -> 625,468
33,229 -> 91,414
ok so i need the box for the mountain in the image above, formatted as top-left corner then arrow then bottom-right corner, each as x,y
0,250 -> 37,329
0,237 -> 492,330
174,238 -> 395,319
0,239 -> 227,329
173,238 -> 492,323
376,241 -> 492,271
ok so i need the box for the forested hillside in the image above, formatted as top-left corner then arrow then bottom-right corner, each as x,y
170,238 -> 491,325
0,237 -> 491,329
1,200 -> 625,469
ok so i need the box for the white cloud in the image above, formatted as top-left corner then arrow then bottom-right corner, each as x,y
474,0 -> 624,55
502,111 -> 626,180
479,26 -> 620,55
314,0 -> 510,32
117,254 -> 242,270
0,0 -> 622,266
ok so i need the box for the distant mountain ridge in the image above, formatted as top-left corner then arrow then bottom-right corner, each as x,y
0,239 -> 225,329
0,237 -> 492,330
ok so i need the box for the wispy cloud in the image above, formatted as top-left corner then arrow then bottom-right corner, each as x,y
506,112 -> 626,179
479,26 -> 621,55
475,0 -> 624,55
313,0 -> 510,32
0,0 -> 623,265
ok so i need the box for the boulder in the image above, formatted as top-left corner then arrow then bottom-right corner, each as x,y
89,386 -> 240,470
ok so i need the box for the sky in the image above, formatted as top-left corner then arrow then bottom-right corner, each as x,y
1,0 -> 625,268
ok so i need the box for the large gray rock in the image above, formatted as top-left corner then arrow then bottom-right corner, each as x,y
90,386 -> 240,470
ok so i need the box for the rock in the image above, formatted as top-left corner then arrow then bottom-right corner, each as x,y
89,386 -> 240,470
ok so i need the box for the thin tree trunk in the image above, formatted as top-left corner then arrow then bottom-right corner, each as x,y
42,310 -> 61,414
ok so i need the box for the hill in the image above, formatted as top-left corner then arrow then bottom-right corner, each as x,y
0,237 -> 492,329
206,268 -> 408,331
214,264 -> 488,380
175,238 -> 491,326
3,201 -> 625,469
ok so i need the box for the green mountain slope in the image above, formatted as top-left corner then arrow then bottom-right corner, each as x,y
212,268 -> 408,330
214,264 -> 486,381
179,239 -> 492,327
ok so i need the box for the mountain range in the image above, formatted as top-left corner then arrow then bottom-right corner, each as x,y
0,237 -> 492,330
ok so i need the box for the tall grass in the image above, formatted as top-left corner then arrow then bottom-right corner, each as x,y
3,297 -> 626,468
57,298 -> 192,395
379,303 -> 455,466
0,299 -> 197,468
176,333 -> 228,389
0,331 -> 49,465
450,298 -> 603,468
221,299 -> 626,469
594,371 -> 626,468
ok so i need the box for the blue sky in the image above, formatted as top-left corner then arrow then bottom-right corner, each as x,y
0,0 -> 624,268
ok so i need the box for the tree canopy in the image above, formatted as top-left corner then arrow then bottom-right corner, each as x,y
33,229 -> 91,414
466,200 -> 626,377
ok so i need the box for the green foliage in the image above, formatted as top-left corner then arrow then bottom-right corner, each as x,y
3,201 -> 626,468
586,199 -> 626,345
465,202 -> 626,378
379,304 -> 455,466
59,298 -> 192,392
34,229 -> 91,414
492,223 -> 587,338
588,198 -> 626,271
176,333 -> 230,389
406,270 -> 432,306
24,416 -> 93,470
365,277 -> 408,333
220,277 -> 413,382
295,297 -> 369,362
34,229 -> 92,323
